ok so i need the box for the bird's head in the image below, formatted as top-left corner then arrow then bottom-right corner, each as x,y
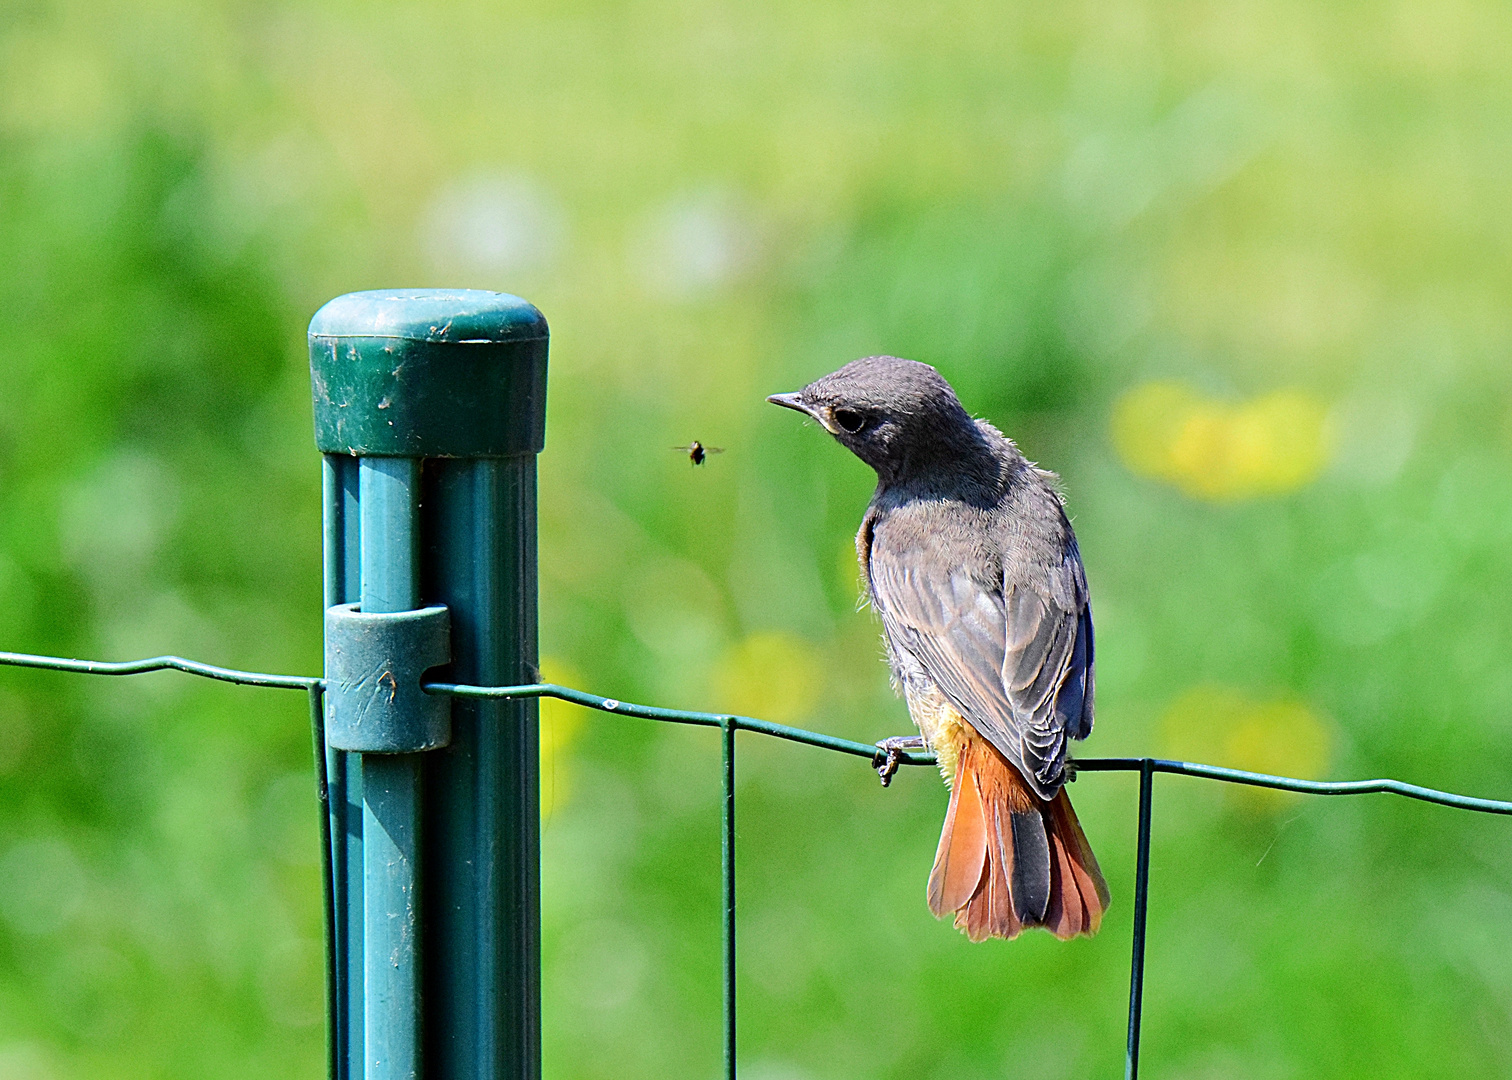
767,355 -> 983,483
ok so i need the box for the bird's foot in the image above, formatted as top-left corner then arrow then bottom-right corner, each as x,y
873,735 -> 927,788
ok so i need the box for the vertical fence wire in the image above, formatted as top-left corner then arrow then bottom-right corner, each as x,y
721,718 -> 737,1080
1124,759 -> 1155,1080
308,682 -> 338,1080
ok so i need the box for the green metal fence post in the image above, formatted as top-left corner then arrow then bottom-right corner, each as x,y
358,456 -> 424,1080
311,290 -> 549,1080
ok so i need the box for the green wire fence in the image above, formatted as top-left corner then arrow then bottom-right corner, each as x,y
4,290 -> 1510,1080
0,649 -> 1509,1080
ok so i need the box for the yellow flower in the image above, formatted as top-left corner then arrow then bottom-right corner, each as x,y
1113,381 -> 1332,500
713,632 -> 824,723
1160,684 -> 1333,811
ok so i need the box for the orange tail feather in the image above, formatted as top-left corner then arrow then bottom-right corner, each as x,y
929,733 -> 1109,941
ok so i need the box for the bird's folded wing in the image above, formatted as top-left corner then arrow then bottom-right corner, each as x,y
870,539 -> 1092,800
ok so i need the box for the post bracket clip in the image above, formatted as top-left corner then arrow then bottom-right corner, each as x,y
325,602 -> 451,752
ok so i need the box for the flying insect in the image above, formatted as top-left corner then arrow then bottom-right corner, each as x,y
673,441 -> 723,466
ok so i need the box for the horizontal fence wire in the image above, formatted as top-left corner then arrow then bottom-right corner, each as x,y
0,650 -> 320,690
429,681 -> 1512,816
424,680 -> 938,767
2,651 -> 1511,1080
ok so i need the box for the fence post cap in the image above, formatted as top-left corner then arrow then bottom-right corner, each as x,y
309,289 -> 548,458
309,289 -> 547,344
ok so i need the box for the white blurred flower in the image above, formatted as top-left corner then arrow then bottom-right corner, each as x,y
420,172 -> 566,277
60,453 -> 178,576
631,188 -> 761,297
0,1042 -> 56,1080
1327,392 -> 1418,487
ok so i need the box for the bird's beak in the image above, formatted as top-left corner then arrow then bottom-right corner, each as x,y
766,392 -> 810,415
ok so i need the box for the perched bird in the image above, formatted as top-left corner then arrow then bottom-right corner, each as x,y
673,441 -> 723,466
768,356 -> 1110,941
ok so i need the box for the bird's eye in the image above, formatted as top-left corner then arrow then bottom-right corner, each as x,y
832,408 -> 866,434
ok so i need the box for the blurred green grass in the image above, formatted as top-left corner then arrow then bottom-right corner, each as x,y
3,0 -> 1512,1076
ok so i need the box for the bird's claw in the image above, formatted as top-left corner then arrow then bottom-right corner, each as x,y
873,736 -> 926,787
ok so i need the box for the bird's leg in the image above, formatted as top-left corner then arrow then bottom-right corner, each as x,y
873,735 -> 927,788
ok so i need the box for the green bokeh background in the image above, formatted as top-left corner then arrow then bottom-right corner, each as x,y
3,0 -> 1512,1077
